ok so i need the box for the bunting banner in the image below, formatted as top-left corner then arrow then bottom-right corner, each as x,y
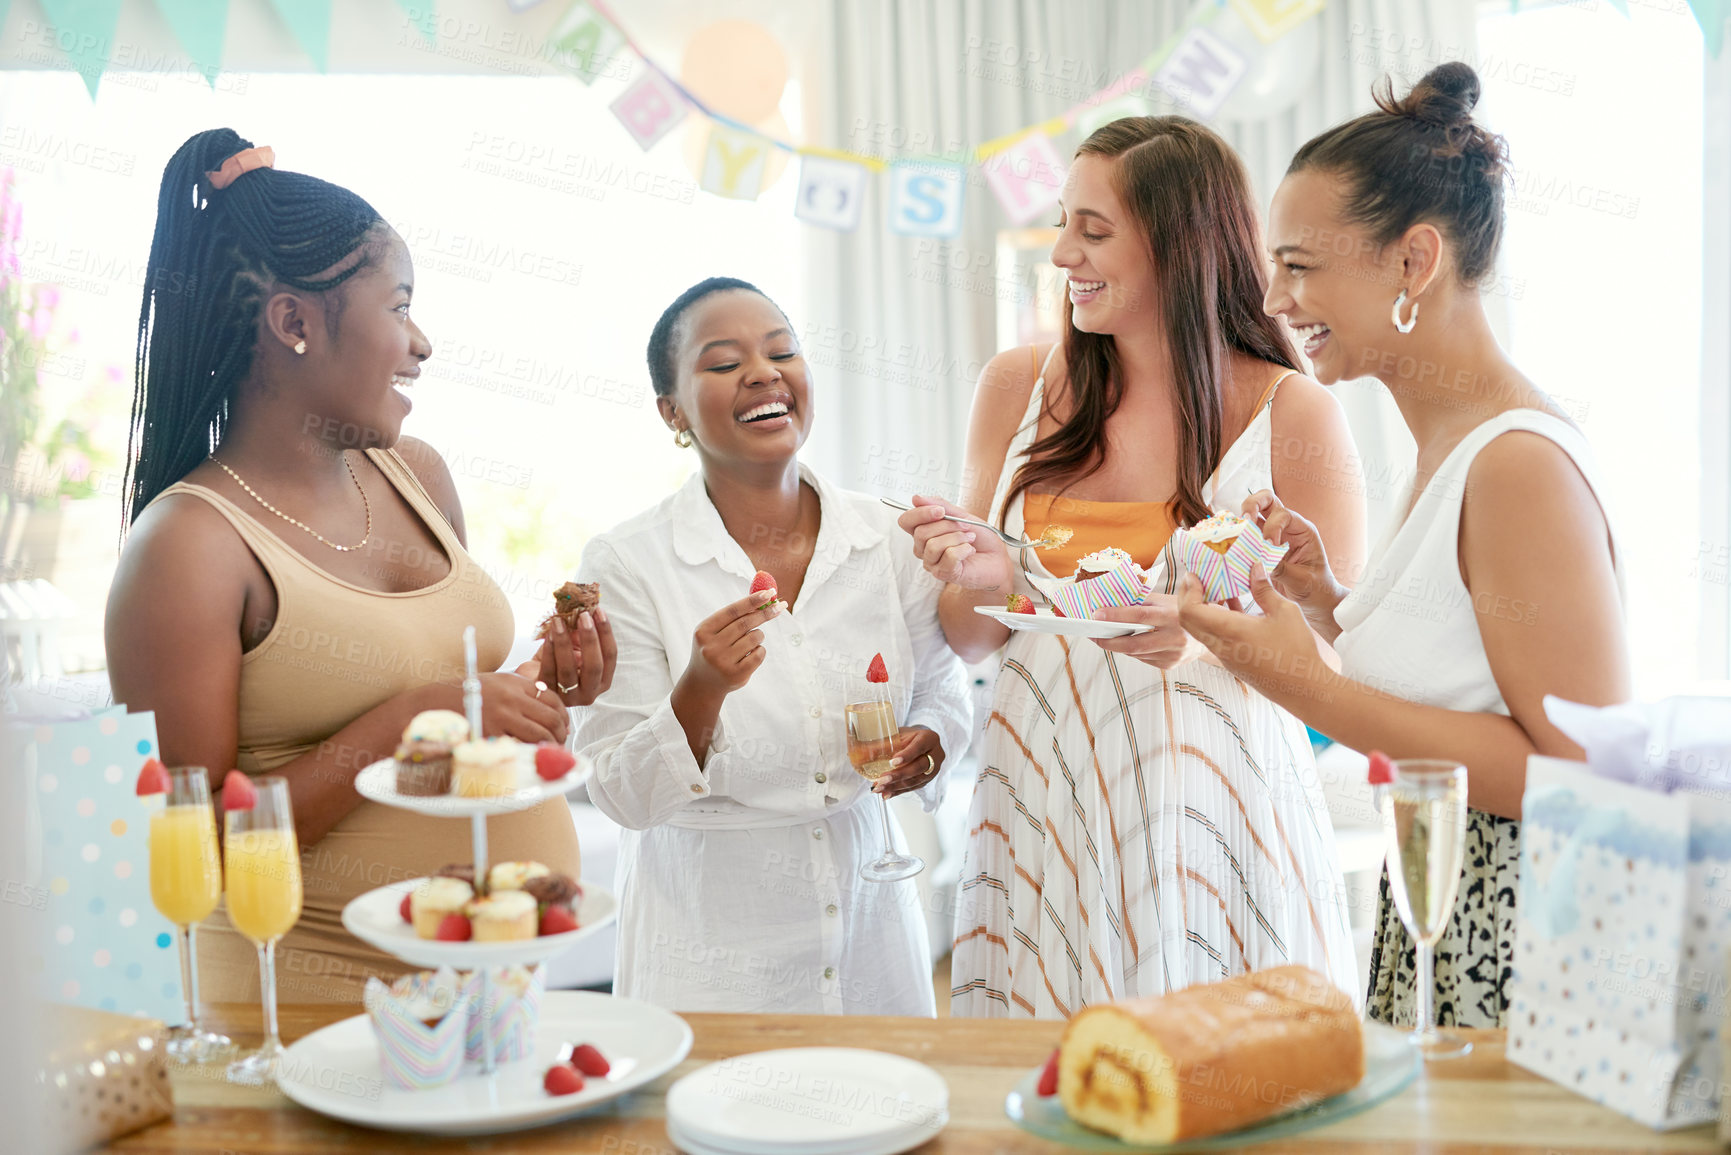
264,0 -> 333,72
547,0 -> 625,85
37,0 -> 122,98
154,0 -> 229,85
794,154 -> 869,232
608,68 -> 687,150
699,123 -> 770,200
395,0 -> 435,45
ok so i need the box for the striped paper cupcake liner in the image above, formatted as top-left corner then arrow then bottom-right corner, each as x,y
1172,523 -> 1289,603
1048,559 -> 1149,619
462,965 -> 545,1063
363,968 -> 470,1091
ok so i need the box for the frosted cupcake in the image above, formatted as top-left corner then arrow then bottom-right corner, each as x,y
466,890 -> 538,942
486,861 -> 551,894
409,876 -> 475,940
1050,547 -> 1149,619
394,709 -> 470,796
1189,511 -> 1251,555
451,737 -> 521,799
364,967 -> 469,1090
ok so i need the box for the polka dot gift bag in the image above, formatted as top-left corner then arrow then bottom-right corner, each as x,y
1508,696 -> 1731,1130
18,707 -> 184,1023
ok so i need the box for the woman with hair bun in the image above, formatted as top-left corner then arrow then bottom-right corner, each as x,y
105,129 -> 616,1002
1179,63 -> 1629,1029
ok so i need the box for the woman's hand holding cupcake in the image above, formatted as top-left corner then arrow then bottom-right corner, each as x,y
534,611 -> 619,708
1240,489 -> 1347,639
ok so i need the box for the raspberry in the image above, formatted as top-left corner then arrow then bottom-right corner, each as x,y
569,1043 -> 610,1077
1005,594 -> 1035,615
135,758 -> 169,796
435,913 -> 472,941
535,743 -> 576,782
1037,1049 -> 1059,1096
866,653 -> 888,684
538,905 -> 579,936
543,1065 -> 584,1095
220,769 -> 256,812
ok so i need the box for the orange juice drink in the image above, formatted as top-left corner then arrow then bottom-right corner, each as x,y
224,829 -> 303,943
149,804 -> 222,926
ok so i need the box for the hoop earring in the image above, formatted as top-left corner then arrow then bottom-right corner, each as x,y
673,428 -> 694,449
293,339 -> 307,355
1391,291 -> 1419,334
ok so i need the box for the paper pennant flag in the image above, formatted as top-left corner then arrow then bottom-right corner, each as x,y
887,164 -> 965,239
609,68 -> 687,150
507,0 -> 549,8
1228,0 -> 1325,44
38,0 -> 123,99
700,124 -> 769,200
1076,93 -> 1151,139
1688,0 -> 1725,56
1152,26 -> 1247,120
548,0 -> 626,85
794,154 -> 867,231
265,0 -> 332,72
395,0 -> 435,45
153,0 -> 228,86
983,132 -> 1066,226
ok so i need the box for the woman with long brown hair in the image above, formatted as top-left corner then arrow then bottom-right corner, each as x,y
899,117 -> 1367,1016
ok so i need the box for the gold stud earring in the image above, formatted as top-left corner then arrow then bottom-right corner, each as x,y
293,339 -> 307,355
674,428 -> 694,449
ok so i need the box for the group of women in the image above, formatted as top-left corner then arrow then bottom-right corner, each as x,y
106,60 -> 1628,1032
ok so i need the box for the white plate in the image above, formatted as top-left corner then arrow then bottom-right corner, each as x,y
354,750 -> 592,818
973,604 -> 1148,638
275,990 -> 691,1136
666,1114 -> 947,1155
667,1048 -> 947,1151
342,878 -> 617,970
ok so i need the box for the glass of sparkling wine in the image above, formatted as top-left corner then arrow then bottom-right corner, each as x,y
147,766 -> 232,1064
846,681 -> 924,883
1378,759 -> 1472,1061
223,777 -> 304,1085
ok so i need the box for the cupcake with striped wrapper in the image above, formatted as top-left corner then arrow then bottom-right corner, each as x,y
1172,511 -> 1289,603
462,965 -> 544,1063
363,967 -> 470,1090
1050,547 -> 1150,619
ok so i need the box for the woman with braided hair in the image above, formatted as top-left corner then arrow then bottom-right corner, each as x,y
105,129 -> 616,1002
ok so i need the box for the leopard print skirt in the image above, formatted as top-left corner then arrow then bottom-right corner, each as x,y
1365,808 -> 1521,1029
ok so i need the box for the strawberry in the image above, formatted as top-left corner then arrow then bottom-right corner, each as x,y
135,758 -> 170,796
569,1043 -> 610,1077
221,769 -> 256,812
538,904 -> 579,936
750,570 -> 777,596
399,893 -> 413,923
866,653 -> 888,684
535,743 -> 576,782
1037,1049 -> 1060,1096
1005,594 -> 1035,615
435,913 -> 472,941
543,1064 -> 584,1095
1367,750 -> 1396,786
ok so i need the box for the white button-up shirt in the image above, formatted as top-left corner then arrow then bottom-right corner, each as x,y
573,464 -> 973,1015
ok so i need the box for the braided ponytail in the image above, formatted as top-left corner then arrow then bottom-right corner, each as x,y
124,129 -> 383,530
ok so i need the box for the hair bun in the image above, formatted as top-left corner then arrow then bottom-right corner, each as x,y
1401,62 -> 1480,128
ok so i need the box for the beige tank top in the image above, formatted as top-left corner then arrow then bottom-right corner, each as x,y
150,448 -> 579,1002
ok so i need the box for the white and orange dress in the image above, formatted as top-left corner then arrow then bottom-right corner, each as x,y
949,346 -> 1356,1018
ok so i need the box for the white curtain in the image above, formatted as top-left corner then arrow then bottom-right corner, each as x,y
799,0 -> 1480,545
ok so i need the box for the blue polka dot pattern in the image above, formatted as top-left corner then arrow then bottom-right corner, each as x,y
88,898 -> 104,915
156,932 -> 172,949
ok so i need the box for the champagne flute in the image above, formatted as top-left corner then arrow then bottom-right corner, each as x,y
1377,759 -> 1472,1061
846,669 -> 924,883
147,766 -> 232,1064
223,777 -> 303,1085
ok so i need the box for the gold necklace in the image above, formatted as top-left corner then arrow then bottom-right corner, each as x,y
208,452 -> 373,552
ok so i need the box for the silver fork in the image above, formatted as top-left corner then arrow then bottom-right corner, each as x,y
879,497 -> 1046,551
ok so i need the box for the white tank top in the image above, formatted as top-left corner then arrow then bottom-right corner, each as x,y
1333,408 -> 1623,715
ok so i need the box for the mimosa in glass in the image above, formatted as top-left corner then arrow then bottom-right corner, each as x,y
146,767 -> 231,1063
1377,759 -> 1472,1061
846,658 -> 923,883
224,776 -> 303,1085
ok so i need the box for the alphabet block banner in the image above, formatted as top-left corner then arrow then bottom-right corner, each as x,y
982,132 -> 1066,226
1152,26 -> 1247,121
1231,0 -> 1327,42
609,68 -> 688,150
24,708 -> 184,1022
548,0 -> 627,84
887,164 -> 966,239
700,124 -> 770,200
795,155 -> 868,232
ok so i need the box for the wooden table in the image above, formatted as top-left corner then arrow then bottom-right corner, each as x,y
110,1003 -> 1723,1153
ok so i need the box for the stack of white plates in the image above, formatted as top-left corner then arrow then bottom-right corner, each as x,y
665,1047 -> 948,1155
